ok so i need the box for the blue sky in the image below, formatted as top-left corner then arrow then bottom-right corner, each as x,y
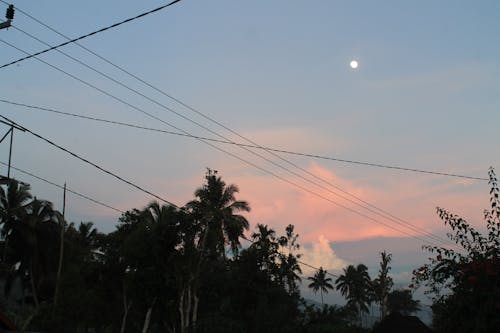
1,0 -> 499,305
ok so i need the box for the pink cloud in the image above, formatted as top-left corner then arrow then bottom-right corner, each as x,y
234,162 -> 488,245
113,161 -> 488,249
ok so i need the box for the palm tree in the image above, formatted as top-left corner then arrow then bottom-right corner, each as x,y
335,264 -> 372,324
278,252 -> 302,293
143,201 -> 181,253
250,224 -> 279,274
0,179 -> 32,260
8,198 -> 57,310
186,169 -> 250,257
307,267 -> 334,305
77,222 -> 98,249
372,251 -> 393,319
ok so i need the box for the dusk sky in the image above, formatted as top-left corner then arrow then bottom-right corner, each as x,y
1,0 -> 499,307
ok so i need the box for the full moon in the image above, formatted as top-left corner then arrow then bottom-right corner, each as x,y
350,60 -> 359,69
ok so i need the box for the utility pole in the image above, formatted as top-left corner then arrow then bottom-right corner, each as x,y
0,4 -> 14,30
0,119 -> 25,180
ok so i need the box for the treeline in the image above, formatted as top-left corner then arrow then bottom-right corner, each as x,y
2,168 -> 499,333
0,170 -> 363,333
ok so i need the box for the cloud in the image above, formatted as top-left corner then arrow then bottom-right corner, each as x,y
238,162 -> 436,243
234,159 -> 490,248
300,235 -> 347,275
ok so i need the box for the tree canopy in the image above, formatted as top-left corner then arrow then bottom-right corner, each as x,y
412,168 -> 500,332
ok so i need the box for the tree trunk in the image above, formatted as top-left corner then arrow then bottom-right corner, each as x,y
141,298 -> 156,333
179,291 -> 185,333
320,289 -> 324,306
2,236 -> 8,262
192,293 -> 199,331
120,285 -> 131,333
30,261 -> 39,310
186,285 -> 192,330
21,310 -> 37,331
381,294 -> 388,319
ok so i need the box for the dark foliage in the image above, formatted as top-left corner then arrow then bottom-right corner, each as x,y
412,168 -> 500,333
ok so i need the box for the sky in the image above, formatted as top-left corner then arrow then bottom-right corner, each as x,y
1,0 -> 500,308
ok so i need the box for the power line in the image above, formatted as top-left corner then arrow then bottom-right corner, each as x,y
0,4 -> 420,281
0,162 -> 338,282
0,0 -> 183,70
0,99 -> 443,247
0,98 -> 486,183
0,109 -> 438,248
4,28 -> 459,246
0,160 -> 124,213
0,98 -> 460,246
0,38 -> 446,246
0,114 -> 179,208
2,18 -> 468,249
0,17 -> 466,246
3,7 -> 455,248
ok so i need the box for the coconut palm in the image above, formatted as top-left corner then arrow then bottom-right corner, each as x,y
186,169 -> 250,257
143,200 -> 181,252
307,267 -> 334,305
8,198 -> 57,309
250,224 -> 279,274
335,264 -> 372,324
372,251 -> 393,319
0,179 -> 32,260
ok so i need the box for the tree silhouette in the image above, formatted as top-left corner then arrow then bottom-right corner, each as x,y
335,264 -> 372,324
0,179 -> 32,261
413,168 -> 500,332
372,251 -> 393,319
307,266 -> 334,305
187,169 -> 250,257
387,289 -> 420,315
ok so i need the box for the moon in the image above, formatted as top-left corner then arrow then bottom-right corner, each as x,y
350,60 -> 359,69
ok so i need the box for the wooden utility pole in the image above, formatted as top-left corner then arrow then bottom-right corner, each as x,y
0,119 -> 25,180
7,126 -> 13,178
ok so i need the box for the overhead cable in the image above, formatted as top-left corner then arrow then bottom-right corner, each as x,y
0,114 -> 179,208
0,98 -> 486,182
0,160 -> 124,213
0,0 -> 183,70
1,9 -> 457,245
0,98 -> 464,246
7,27 -> 458,244
0,37 -> 446,246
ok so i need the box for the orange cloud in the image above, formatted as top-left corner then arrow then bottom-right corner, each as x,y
234,162 -> 487,245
